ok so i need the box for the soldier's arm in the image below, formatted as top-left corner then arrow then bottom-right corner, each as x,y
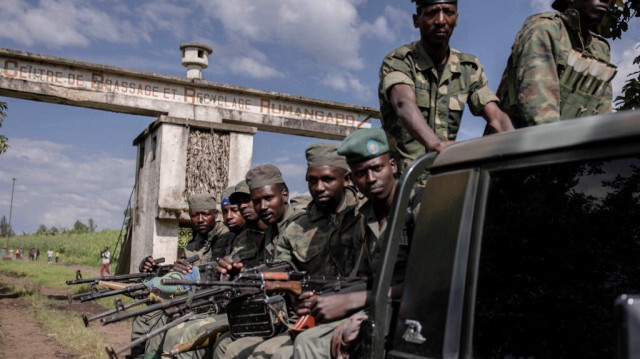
512,22 -> 562,125
481,102 -> 514,133
389,84 -> 454,153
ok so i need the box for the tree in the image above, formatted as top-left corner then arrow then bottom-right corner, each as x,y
88,218 -> 97,232
36,224 -> 47,235
0,100 -> 8,154
48,226 -> 59,235
72,220 -> 89,233
598,0 -> 640,110
0,215 -> 13,237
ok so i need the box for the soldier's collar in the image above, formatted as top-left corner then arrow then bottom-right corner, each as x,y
560,8 -> 596,49
415,41 -> 460,75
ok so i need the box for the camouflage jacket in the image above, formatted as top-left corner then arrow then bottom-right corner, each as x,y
355,186 -> 422,284
227,226 -> 265,268
276,188 -> 362,276
262,204 -> 306,263
497,9 -> 613,127
379,41 -> 498,160
184,221 -> 230,266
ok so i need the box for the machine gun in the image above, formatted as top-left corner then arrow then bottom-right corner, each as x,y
65,257 -> 168,285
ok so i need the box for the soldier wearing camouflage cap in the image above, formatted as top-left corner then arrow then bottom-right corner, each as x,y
496,0 -> 615,128
229,143 -> 363,358
379,0 -> 513,172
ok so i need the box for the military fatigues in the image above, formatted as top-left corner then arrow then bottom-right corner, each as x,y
276,188 -> 361,276
497,9 -> 614,128
379,41 -> 498,162
131,224 -> 230,359
292,189 -> 422,359
213,205 -> 305,359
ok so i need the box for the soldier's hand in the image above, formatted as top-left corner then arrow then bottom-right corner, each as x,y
432,140 -> 455,153
140,256 -> 156,273
215,256 -> 243,275
331,312 -> 369,359
295,291 -> 317,316
171,259 -> 192,274
310,292 -> 366,323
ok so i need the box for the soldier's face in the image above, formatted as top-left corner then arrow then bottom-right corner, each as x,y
251,184 -> 289,225
189,209 -> 216,234
232,193 -> 259,222
413,4 -> 458,47
222,204 -> 245,232
306,165 -> 348,213
571,0 -> 613,23
350,154 -> 397,204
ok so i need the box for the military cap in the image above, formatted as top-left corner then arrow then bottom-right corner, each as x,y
305,143 -> 350,171
229,180 -> 250,204
246,164 -> 285,191
413,0 -> 457,8
337,128 -> 389,164
187,193 -> 217,211
220,185 -> 235,208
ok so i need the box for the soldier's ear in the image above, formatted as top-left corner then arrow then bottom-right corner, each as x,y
413,13 -> 419,28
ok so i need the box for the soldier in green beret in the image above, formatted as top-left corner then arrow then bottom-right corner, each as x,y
379,0 -> 513,172
289,129 -> 422,358
496,0 -> 616,128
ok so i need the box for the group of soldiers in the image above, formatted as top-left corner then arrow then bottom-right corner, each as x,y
126,0 -> 617,358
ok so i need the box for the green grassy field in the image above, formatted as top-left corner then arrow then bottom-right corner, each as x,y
1,229 -> 121,266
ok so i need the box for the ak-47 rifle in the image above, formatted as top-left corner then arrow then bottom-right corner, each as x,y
68,255 -> 208,303
99,261 -> 294,326
82,296 -> 152,327
162,269 -> 368,336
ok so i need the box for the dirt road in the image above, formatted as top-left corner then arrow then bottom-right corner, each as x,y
0,266 -> 132,359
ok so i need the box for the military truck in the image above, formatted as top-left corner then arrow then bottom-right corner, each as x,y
366,110 -> 640,358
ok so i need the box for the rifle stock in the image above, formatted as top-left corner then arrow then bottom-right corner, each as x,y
167,322 -> 230,356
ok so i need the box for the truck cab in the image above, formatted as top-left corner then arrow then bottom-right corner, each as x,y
367,110 -> 640,358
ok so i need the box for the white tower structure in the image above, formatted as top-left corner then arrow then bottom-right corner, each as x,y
180,43 -> 213,79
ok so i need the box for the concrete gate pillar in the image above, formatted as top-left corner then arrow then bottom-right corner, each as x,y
129,115 -> 256,271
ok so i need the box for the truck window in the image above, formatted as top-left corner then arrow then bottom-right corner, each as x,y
473,156 -> 640,358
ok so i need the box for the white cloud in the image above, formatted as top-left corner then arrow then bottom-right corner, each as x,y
0,0 -> 149,48
529,0 -> 553,13
228,56 -> 284,79
611,39 -> 640,102
0,138 -> 135,233
198,0 -> 366,70
321,71 -> 372,100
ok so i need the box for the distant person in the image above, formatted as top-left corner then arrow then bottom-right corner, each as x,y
496,0 -> 616,127
47,249 -> 53,264
0,248 -> 5,259
100,247 -> 111,276
36,248 -> 40,261
55,250 -> 60,263
29,248 -> 35,261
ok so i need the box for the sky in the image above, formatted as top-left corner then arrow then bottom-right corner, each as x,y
0,0 -> 639,234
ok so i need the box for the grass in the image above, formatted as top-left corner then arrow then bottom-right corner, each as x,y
0,279 -> 108,359
2,230 -> 121,266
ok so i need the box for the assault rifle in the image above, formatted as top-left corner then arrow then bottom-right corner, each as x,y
68,255 -> 210,303
98,261 -> 294,326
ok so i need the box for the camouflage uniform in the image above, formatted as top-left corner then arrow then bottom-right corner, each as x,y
276,187 -> 361,276
497,9 -> 614,128
379,41 -> 498,162
292,188 -> 422,359
131,224 -> 230,359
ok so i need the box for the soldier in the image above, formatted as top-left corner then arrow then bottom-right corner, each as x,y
497,0 -> 616,127
131,193 -> 230,359
292,128 -> 421,358
213,165 -> 305,358
232,143 -> 363,359
379,0 -> 513,171
161,187 -> 246,359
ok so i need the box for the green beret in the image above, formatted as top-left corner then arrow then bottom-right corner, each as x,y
187,193 -> 217,211
337,129 -> 389,164
413,0 -> 457,8
246,164 -> 285,191
305,143 -> 349,171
